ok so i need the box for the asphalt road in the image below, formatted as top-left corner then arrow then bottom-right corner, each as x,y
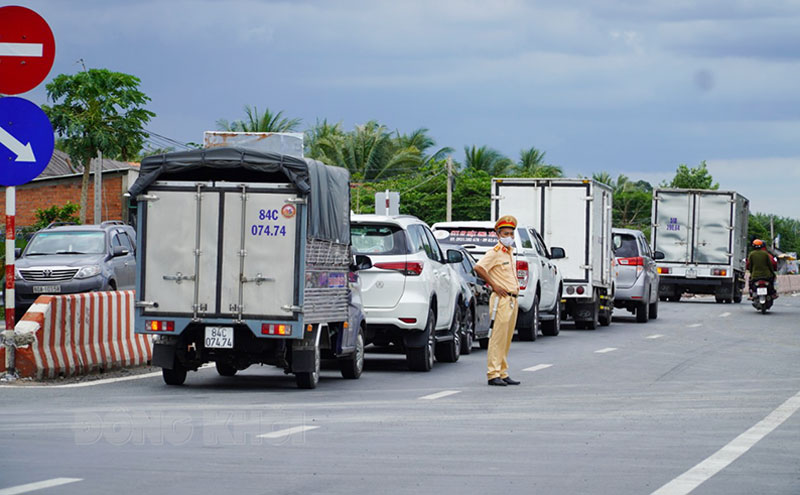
1,295 -> 799,495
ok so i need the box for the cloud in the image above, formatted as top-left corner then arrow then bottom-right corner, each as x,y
706,157 -> 800,217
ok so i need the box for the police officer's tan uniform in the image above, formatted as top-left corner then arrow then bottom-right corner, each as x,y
475,216 -> 520,382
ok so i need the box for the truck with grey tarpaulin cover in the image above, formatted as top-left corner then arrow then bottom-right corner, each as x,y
651,188 -> 749,303
128,147 -> 366,388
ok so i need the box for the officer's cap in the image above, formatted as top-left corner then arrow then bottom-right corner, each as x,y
495,215 -> 517,232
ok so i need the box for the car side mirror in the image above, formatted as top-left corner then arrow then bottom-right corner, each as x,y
14,247 -> 21,258
353,254 -> 372,271
654,250 -> 665,260
447,249 -> 464,264
112,246 -> 130,257
549,247 -> 566,259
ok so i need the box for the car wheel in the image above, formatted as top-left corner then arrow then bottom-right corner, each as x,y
460,306 -> 475,355
518,293 -> 540,341
541,293 -> 561,336
296,345 -> 321,389
162,363 -> 187,386
636,300 -> 650,323
215,361 -> 237,377
407,307 -> 436,371
435,304 -> 462,363
339,327 -> 365,379
648,298 -> 659,320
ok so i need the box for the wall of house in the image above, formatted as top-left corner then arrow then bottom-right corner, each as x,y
0,173 -> 128,228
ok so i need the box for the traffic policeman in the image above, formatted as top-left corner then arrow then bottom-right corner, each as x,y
474,215 -> 521,386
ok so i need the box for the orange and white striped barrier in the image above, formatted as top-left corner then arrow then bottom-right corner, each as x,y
0,290 -> 151,379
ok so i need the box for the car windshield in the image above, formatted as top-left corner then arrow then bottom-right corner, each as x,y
351,224 -> 408,255
25,231 -> 106,255
437,227 -> 498,247
613,233 -> 639,258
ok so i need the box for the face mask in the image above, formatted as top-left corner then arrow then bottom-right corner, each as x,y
499,236 -> 514,247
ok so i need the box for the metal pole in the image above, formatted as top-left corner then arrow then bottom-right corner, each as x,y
4,186 -> 16,376
94,150 -> 102,223
769,216 -> 775,250
446,157 -> 453,222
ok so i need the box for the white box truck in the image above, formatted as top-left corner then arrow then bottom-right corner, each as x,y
492,178 -> 615,329
651,188 -> 749,303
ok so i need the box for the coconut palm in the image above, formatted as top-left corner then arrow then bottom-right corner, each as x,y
463,145 -> 512,177
515,146 -> 563,177
305,119 -> 345,160
397,127 -> 453,167
217,105 -> 301,133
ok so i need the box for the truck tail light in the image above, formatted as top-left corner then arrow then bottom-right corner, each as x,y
712,269 -> 727,276
261,324 -> 291,336
516,260 -> 529,291
146,320 -> 174,332
576,286 -> 585,295
617,257 -> 644,266
658,267 -> 671,274
374,262 -> 423,276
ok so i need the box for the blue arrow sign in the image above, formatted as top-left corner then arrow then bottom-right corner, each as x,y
0,96 -> 55,186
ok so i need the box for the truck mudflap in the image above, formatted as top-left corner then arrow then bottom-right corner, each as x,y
152,342 -> 177,370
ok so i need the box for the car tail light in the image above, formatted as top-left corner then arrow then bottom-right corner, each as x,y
399,318 -> 417,324
576,286 -> 585,295
146,320 -> 174,332
261,324 -> 291,336
617,257 -> 644,266
658,267 -> 671,274
516,260 -> 529,291
711,268 -> 727,276
374,261 -> 423,276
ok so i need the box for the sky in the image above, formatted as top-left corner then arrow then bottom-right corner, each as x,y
14,0 -> 800,218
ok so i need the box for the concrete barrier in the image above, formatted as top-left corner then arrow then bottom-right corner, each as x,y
0,290 -> 151,379
776,274 -> 800,294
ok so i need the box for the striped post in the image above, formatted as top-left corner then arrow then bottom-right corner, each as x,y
4,186 -> 15,375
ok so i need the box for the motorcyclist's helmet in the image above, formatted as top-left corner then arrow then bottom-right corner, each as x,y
752,239 -> 764,248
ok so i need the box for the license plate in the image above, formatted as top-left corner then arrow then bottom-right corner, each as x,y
685,268 -> 697,279
33,285 -> 61,293
205,327 -> 233,348
756,287 -> 768,296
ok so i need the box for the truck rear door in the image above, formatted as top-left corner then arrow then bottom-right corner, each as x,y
694,192 -> 732,264
653,191 -> 693,263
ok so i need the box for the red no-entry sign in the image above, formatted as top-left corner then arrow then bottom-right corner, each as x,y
0,5 -> 56,95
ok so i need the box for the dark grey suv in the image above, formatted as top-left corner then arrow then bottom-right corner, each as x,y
12,221 -> 137,316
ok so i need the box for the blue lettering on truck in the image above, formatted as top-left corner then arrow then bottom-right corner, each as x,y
667,217 -> 680,231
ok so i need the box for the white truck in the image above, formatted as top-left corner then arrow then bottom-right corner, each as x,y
491,178 -> 615,329
128,145 -> 365,388
651,188 -> 749,303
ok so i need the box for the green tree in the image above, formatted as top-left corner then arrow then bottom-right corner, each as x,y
515,146 -> 562,177
217,105 -> 301,132
305,119 -> 345,160
594,172 -> 653,234
33,202 -> 81,230
463,145 -> 512,177
748,213 -> 800,254
43,69 -> 155,223
666,160 -> 719,189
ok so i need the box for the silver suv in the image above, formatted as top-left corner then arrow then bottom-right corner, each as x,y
12,221 -> 137,316
612,228 -> 664,323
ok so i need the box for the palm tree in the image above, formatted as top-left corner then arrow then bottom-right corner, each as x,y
397,127 -> 453,167
217,105 -> 301,132
305,119 -> 345,160
515,146 -> 563,177
463,145 -> 512,177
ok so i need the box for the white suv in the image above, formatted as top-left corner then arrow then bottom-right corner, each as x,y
351,214 -> 466,371
432,221 -> 565,340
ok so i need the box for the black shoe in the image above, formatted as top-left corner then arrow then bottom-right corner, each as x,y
502,377 -> 520,385
488,378 -> 507,386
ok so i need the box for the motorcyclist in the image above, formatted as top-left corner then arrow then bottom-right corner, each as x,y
746,239 -> 778,299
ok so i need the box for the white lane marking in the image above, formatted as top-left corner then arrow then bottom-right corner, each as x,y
719,312 -> 731,318
792,293 -> 799,297
687,323 -> 703,328
651,390 -> 800,495
257,425 -> 320,439
0,478 -> 82,495
523,364 -> 553,372
0,42 -> 44,57
5,365 -> 213,389
419,390 -> 461,400
594,347 -> 618,354
646,334 -> 664,340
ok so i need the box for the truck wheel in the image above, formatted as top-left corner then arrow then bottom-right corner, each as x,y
435,305 -> 462,363
517,293 -> 540,341
339,327 -> 365,379
407,308 -> 436,371
599,301 -> 612,326
296,345 -> 320,389
584,300 -> 600,330
541,293 -> 561,336
460,306 -> 475,355
215,361 -> 237,377
636,301 -> 650,323
162,364 -> 187,386
648,298 -> 659,319
733,286 -> 743,303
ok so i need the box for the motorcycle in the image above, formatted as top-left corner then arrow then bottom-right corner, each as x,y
750,279 -> 774,314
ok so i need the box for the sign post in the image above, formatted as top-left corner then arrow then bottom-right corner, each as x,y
0,6 -> 56,379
